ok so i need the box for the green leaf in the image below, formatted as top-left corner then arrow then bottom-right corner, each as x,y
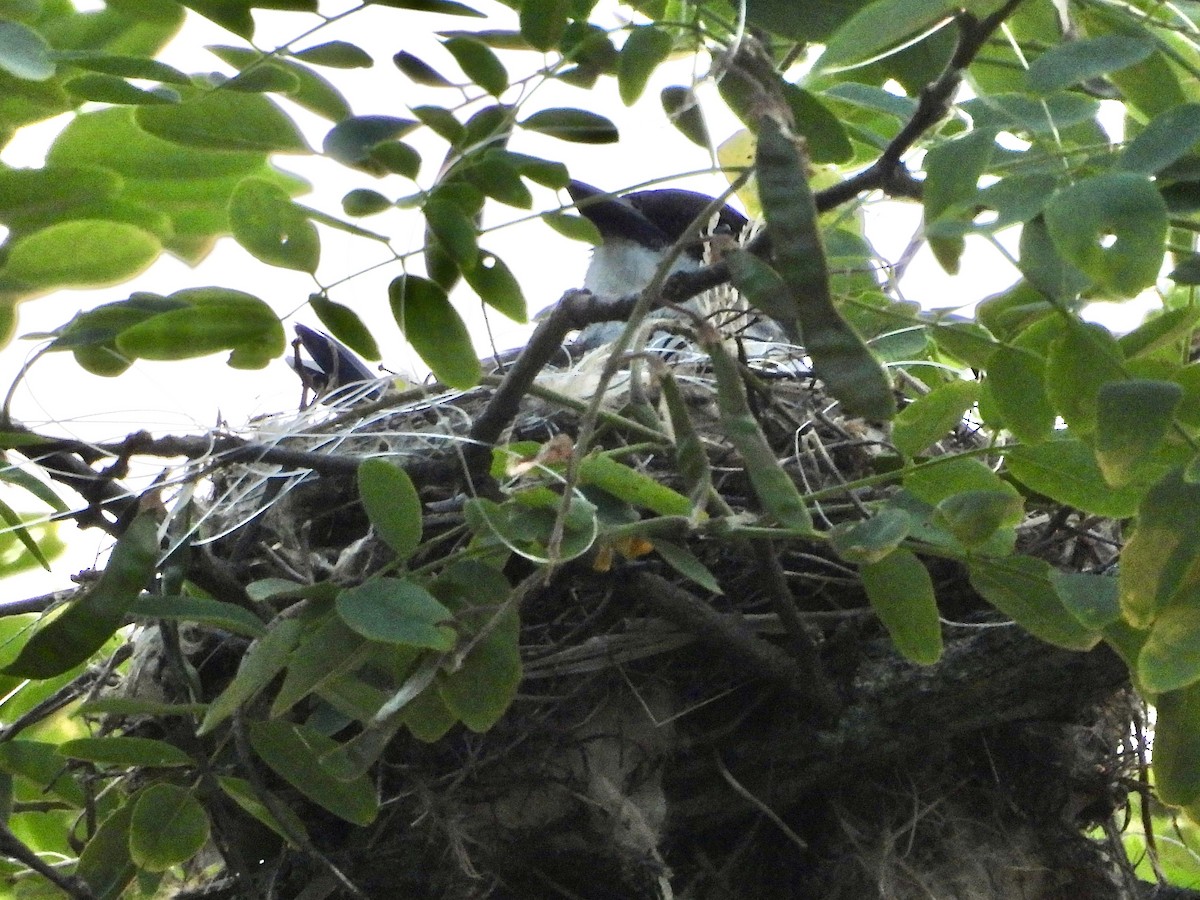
1045,322 -> 1124,434
78,698 -> 208,718
542,211 -> 602,243
423,198 -> 479,267
0,164 -> 122,226
618,25 -> 672,106
309,295 -> 381,361
1025,35 -> 1154,94
444,35 -> 507,95
520,107 -> 618,143
923,128 -> 995,273
463,251 -> 527,322
357,459 -> 422,561
905,456 -> 1014,506
577,453 -> 692,517
1018,215 -> 1090,301
136,85 -> 309,152
892,379 -> 979,457
392,50 -> 452,86
820,0 -> 962,71
653,540 -> 722,594
1043,173 -> 1168,298
402,682 -> 457,742
1118,305 -> 1200,360
342,188 -> 391,217
413,103 -> 465,142
323,115 -> 419,176
0,20 -> 54,81
985,345 -> 1054,443
968,555 -> 1100,651
129,595 -> 266,638
368,0 -> 485,14
292,40 -> 373,68
519,0 -> 568,50
58,736 -> 192,768
1153,682 -> 1200,806
75,800 -> 137,900
115,286 -> 285,369
934,489 -> 1024,548
336,579 -> 455,649
438,602 -> 519,732
1119,103 -> 1200,175
388,274 -> 481,388
725,250 -> 799,333
208,45 -> 352,122
1120,468 -> 1200,628
129,784 -> 209,871
199,618 -> 304,735
1050,571 -> 1120,631
1004,439 -> 1147,518
756,117 -> 894,419
782,83 -> 852,165
861,548 -> 942,665
2,219 -> 160,292
1139,603 -> 1200,693
464,153 -> 531,209
248,720 -> 378,826
465,492 -> 597,563
228,176 -> 319,273
0,740 -> 86,806
64,73 -> 179,105
660,85 -> 710,148
3,510 -> 159,678
1095,380 -> 1182,488
271,614 -> 370,717
829,506 -> 912,564
218,775 -> 307,846
704,333 -> 812,531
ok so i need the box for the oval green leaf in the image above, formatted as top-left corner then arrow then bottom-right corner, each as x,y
862,549 -> 942,665
388,274 -> 481,388
336,578 -> 455,649
357,458 -> 422,561
58,736 -> 192,768
444,35 -> 507,95
130,783 -> 209,871
247,720 -> 378,826
520,107 -> 618,143
3,220 -> 160,291
136,87 -> 310,152
1139,602 -> 1200,693
1026,35 -> 1154,94
618,25 -> 672,106
893,379 -> 979,458
968,555 -> 1100,651
292,40 -> 373,69
1043,172 -> 1167,298
228,176 -> 320,273
1095,379 -> 1182,488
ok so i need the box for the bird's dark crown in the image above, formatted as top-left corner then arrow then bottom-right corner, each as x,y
566,180 -> 747,257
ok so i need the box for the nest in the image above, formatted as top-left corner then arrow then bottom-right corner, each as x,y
109,299 -> 1154,900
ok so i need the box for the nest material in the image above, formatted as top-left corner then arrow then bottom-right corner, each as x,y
118,306 -> 1156,900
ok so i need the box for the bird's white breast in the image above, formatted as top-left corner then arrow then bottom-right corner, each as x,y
583,238 -> 700,299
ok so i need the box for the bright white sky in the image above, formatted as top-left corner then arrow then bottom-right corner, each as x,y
0,0 -> 1152,598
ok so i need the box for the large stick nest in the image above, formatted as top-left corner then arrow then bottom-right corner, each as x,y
115,309 -> 1159,900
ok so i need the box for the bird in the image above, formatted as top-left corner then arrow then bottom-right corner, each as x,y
566,180 -> 748,300
288,324 -> 383,402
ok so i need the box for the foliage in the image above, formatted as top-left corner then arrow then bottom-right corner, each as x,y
2,0 -> 1200,895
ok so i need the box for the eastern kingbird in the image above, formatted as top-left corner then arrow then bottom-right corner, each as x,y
289,324 -> 383,402
567,180 -> 748,300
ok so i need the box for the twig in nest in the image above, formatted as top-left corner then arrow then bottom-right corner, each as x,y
714,751 -> 808,852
